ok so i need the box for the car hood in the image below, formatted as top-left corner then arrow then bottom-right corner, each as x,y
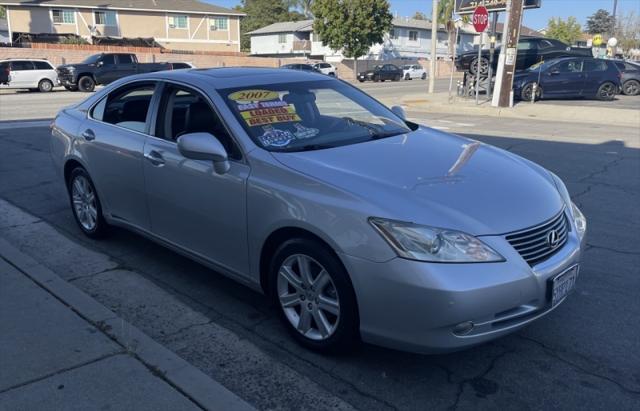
271,127 -> 563,236
57,63 -> 92,71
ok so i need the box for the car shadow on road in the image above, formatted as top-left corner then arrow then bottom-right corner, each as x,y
1,126 -> 638,409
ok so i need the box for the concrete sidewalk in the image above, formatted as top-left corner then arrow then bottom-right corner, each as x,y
380,91 -> 640,128
0,240 -> 255,411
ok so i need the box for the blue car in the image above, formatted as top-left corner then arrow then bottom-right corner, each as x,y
514,57 -> 621,101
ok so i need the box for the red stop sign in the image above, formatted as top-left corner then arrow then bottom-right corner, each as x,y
472,6 -> 489,33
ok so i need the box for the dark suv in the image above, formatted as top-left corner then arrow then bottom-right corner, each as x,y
613,60 -> 640,96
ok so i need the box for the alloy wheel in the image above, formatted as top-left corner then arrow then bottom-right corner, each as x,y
599,83 -> 616,100
71,175 -> 98,231
277,254 -> 340,341
623,80 -> 639,96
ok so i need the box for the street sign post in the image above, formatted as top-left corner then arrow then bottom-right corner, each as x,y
473,5 -> 488,105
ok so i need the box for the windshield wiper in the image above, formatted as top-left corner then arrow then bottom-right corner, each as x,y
278,143 -> 335,152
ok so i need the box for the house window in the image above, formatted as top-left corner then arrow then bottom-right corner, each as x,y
94,11 -> 117,26
409,31 -> 418,41
389,29 -> 398,40
168,15 -> 188,29
210,17 -> 228,30
278,33 -> 287,44
52,9 -> 75,24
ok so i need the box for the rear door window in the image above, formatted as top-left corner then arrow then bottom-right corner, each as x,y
117,54 -> 134,64
91,82 -> 157,133
583,60 -> 607,72
101,55 -> 116,65
11,61 -> 35,71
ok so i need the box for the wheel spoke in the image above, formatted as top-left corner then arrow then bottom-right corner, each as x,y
73,179 -> 84,196
279,292 -> 301,308
296,255 -> 313,286
297,309 -> 312,333
279,266 -> 303,291
311,309 -> 331,338
88,205 -> 97,219
318,295 -> 340,316
312,269 -> 331,291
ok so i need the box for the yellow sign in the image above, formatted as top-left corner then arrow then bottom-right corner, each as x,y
240,106 -> 301,126
592,34 -> 603,47
228,89 -> 280,102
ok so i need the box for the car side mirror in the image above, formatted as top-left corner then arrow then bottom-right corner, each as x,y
177,132 -> 230,174
390,105 -> 406,121
96,60 -> 103,67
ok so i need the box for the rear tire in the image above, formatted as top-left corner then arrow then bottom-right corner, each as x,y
269,237 -> 359,353
622,79 -> 640,96
68,167 -> 108,239
421,72 -> 427,80
78,76 -> 96,92
596,82 -> 617,101
469,57 -> 489,76
38,79 -> 54,92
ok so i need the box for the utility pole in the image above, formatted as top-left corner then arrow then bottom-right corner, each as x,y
491,0 -> 524,107
612,0 -> 618,36
429,0 -> 438,94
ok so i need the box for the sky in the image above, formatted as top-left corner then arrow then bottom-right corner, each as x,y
209,0 -> 640,31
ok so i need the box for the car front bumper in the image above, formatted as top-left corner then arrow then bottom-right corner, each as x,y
340,219 -> 585,354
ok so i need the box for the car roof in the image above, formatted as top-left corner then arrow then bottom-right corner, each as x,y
1,58 -> 51,62
132,67 -> 332,89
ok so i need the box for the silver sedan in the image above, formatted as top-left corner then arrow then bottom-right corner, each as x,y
50,68 -> 586,353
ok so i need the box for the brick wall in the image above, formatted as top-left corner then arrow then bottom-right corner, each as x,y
0,45 -> 301,71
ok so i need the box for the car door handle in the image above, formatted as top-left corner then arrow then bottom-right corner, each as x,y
144,150 -> 165,166
81,129 -> 95,141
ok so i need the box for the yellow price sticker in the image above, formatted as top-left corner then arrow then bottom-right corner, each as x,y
228,89 -> 280,102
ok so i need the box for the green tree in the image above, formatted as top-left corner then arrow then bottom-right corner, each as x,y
586,9 -> 615,35
312,0 -> 393,77
546,16 -> 582,45
287,0 -> 315,17
412,11 -> 428,20
0,6 -> 6,19
437,0 -> 462,59
238,0 -> 304,51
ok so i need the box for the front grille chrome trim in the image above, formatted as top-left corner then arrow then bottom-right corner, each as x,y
505,208 -> 569,266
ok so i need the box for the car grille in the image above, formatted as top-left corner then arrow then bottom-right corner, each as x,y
505,210 -> 569,266
57,69 -> 73,81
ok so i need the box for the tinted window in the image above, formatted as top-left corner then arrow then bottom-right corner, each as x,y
102,55 -> 116,65
118,54 -> 133,64
11,61 -> 34,71
583,60 -> 608,72
155,85 -> 241,159
171,62 -> 190,69
538,40 -> 554,49
33,61 -> 54,70
517,40 -> 536,50
555,60 -> 582,73
92,83 -> 156,133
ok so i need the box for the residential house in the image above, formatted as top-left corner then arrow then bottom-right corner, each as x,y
249,18 -> 477,61
0,0 -> 244,52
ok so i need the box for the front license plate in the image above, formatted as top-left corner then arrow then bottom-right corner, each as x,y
550,265 -> 579,306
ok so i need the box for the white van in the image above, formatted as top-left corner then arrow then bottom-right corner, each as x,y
0,59 -> 59,92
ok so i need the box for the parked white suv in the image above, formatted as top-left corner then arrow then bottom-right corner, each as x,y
402,64 -> 427,80
0,59 -> 59,92
313,62 -> 338,77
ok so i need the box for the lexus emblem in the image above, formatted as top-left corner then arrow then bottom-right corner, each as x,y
547,229 -> 560,248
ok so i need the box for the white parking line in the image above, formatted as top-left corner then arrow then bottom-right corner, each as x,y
0,120 -> 52,130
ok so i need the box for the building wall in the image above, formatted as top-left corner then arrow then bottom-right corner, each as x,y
5,5 -> 241,52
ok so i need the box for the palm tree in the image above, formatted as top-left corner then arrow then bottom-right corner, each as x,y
437,0 -> 465,59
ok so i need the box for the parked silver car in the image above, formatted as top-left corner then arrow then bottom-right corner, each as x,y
50,68 -> 586,353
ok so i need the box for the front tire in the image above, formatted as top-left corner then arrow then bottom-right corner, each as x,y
269,238 -> 359,353
68,168 -> 108,238
596,82 -> 617,101
622,79 -> 640,96
78,76 -> 96,92
421,72 -> 427,80
38,79 -> 54,92
521,83 -> 542,101
404,73 -> 411,80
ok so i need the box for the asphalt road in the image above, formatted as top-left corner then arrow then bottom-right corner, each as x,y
0,113 -> 638,410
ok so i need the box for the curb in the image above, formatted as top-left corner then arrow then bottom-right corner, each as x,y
0,237 -> 256,411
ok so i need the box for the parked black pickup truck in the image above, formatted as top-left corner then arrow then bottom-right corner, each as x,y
456,38 -> 593,76
56,53 -> 172,92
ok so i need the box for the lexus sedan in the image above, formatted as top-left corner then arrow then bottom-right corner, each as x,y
51,68 -> 586,354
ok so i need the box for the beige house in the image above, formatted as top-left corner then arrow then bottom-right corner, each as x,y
0,0 -> 244,52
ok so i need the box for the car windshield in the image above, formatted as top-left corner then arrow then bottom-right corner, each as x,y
403,65 -> 411,70
219,80 -> 411,152
82,55 -> 102,64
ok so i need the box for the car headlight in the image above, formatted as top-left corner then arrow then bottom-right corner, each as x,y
570,202 -> 587,239
369,218 -> 504,263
